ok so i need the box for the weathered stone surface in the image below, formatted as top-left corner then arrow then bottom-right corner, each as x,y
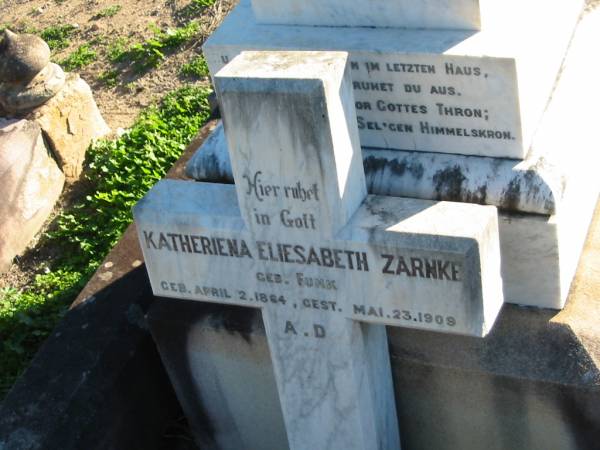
0,30 -> 65,115
0,30 -> 50,83
204,0 -> 584,159
137,51 -> 505,450
0,118 -> 64,274
250,0 -> 577,32
0,89 -> 596,450
138,51 -> 503,336
148,300 -> 289,450
26,73 -> 110,180
185,122 -> 598,313
0,63 -> 66,115
251,0 -> 482,30
147,201 -> 600,450
191,5 -> 600,310
187,121 -> 562,215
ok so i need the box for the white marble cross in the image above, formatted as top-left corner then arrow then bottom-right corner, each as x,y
134,51 -> 504,450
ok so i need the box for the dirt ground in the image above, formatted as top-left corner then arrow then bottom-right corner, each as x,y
0,0 -> 234,130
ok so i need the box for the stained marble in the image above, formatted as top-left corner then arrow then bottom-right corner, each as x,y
135,51 -> 504,450
203,0 -> 584,159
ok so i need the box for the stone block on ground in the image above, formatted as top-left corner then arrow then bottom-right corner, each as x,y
0,31 -> 66,115
26,73 -> 110,181
0,118 -> 64,274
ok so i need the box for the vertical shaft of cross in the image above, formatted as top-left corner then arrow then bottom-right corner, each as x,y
260,307 -> 398,450
213,51 -> 400,449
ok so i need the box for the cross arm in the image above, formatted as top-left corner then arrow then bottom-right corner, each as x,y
338,195 -> 503,337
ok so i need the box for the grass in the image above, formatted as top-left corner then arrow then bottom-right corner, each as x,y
180,53 -> 210,78
98,69 -> 120,87
111,21 -> 200,72
2,21 -> 38,35
93,4 -> 122,19
0,85 -> 212,401
179,0 -> 217,19
107,37 -> 129,63
191,0 -> 217,7
40,24 -> 77,51
60,44 -> 97,71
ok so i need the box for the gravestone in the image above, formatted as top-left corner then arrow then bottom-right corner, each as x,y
187,0 -> 599,310
251,0 -> 484,30
135,51 -> 504,449
203,0 -> 584,159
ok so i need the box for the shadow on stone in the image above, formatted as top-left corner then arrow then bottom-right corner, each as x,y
0,263 -> 182,450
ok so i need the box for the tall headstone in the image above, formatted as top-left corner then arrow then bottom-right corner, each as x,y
135,51 -> 504,450
185,0 -> 599,311
203,0 -> 584,159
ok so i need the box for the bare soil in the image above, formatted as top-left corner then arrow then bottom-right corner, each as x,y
0,0 -> 234,130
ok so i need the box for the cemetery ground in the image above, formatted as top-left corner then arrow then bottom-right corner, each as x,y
0,0 -> 234,400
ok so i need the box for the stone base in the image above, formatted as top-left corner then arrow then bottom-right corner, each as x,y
147,201 -> 600,449
203,0 -> 584,158
0,118 -> 64,274
148,301 -> 288,450
26,73 -> 110,181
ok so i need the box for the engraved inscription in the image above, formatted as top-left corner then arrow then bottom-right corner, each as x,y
347,54 -> 521,154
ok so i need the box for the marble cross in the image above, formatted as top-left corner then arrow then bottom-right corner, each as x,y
134,51 -> 504,450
